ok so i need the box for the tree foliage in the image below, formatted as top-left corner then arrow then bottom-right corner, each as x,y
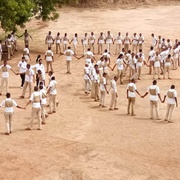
0,0 -> 68,32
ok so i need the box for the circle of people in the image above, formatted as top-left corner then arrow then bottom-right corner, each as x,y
0,30 -> 179,135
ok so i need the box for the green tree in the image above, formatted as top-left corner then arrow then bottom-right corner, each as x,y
0,0 -> 67,32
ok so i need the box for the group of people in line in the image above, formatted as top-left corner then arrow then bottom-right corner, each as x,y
0,29 -> 180,135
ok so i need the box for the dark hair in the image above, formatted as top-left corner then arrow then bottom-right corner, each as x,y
171,85 -> 175,89
51,76 -> 55,80
34,86 -> 38,91
153,80 -> 157,85
6,93 -> 11,98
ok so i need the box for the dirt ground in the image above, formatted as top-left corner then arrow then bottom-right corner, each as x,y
0,4 -> 180,180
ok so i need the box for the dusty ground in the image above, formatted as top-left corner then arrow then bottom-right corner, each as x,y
0,4 -> 180,180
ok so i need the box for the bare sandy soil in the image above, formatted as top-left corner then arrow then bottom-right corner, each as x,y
0,4 -> 180,180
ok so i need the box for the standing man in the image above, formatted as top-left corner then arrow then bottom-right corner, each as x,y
84,63 -> 91,94
47,76 -> 57,114
132,33 -> 139,54
113,32 -> 123,55
17,56 -> 27,88
127,79 -> 141,116
123,32 -> 131,53
5,34 -> 13,60
97,32 -> 105,54
105,31 -> 113,53
147,46 -> 156,75
99,72 -> 109,107
153,51 -> 161,80
88,32 -> 96,54
151,33 -> 157,48
142,80 -> 162,120
25,86 -> 42,130
54,32 -> 61,54
138,33 -> 144,51
62,33 -> 69,51
163,54 -> 173,79
0,93 -> 24,135
163,85 -> 178,123
23,45 -> 31,63
70,33 -> 78,55
45,31 -> 54,48
109,76 -> 118,110
81,33 -> 88,54
0,40 -> 2,61
0,60 -> 17,95
18,29 -> 33,47
45,47 -> 54,73
31,59 -> 45,86
19,64 -> 35,98
60,46 -> 78,74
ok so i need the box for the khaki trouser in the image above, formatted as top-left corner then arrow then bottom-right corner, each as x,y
127,97 -> 135,115
63,44 -> 67,52
22,81 -> 32,97
124,44 -> 129,53
4,112 -> 13,133
110,92 -> 117,109
56,43 -> 61,54
107,43 -> 111,53
100,91 -> 106,106
83,44 -> 87,54
84,79 -> 91,93
0,77 -> 9,94
89,43 -> 95,53
7,47 -> 12,60
98,44 -> 103,54
91,81 -> 95,98
138,44 -> 143,51
150,100 -> 159,119
117,69 -> 123,84
149,61 -> 154,74
132,44 -> 138,54
49,94 -> 56,113
160,62 -> 164,74
29,107 -> 42,129
0,53 -> 2,61
173,57 -> 178,69
137,66 -> 142,79
165,104 -> 175,122
115,44 -> 122,54
99,70 -> 103,78
129,67 -> 135,80
163,66 -> 170,78
47,42 -> 52,48
73,44 -> 77,54
24,40 -> 29,47
66,61 -> 71,73
41,104 -> 46,122
153,67 -> 160,79
94,82 -> 99,101
46,61 -> 53,72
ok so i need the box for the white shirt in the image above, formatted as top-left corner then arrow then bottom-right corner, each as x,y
153,55 -> 161,67
31,63 -> 45,75
72,37 -> 78,45
109,79 -> 117,93
49,80 -> 57,95
166,89 -> 177,105
82,36 -> 88,45
138,36 -> 144,44
116,58 -> 124,70
45,50 -> 53,61
25,68 -> 34,82
100,77 -> 106,91
89,35 -> 96,44
0,65 -> 11,78
18,61 -> 27,73
149,50 -> 156,61
132,36 -> 139,45
129,57 -> 137,69
40,89 -> 47,105
106,34 -> 113,44
84,66 -> 90,80
64,49 -> 74,61
0,98 -> 17,112
97,60 -> 104,71
0,44 -> 2,53
152,36 -> 157,47
147,85 -> 160,101
124,36 -> 130,44
115,35 -> 123,44
127,83 -> 137,97
84,51 -> 94,64
30,91 -> 42,108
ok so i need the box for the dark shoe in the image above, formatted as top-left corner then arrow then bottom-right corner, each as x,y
25,127 -> 31,130
37,128 -> 42,130
114,108 -> 119,110
19,96 -> 24,98
5,132 -> 10,135
42,121 -> 46,125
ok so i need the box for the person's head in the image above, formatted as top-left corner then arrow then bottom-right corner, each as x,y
118,32 -> 121,36
107,31 -> 110,35
103,72 -> 107,77
104,49 -> 108,53
170,85 -> 175,89
0,40 -> 1,43
64,33 -> 67,36
91,32 -> 94,36
87,48 -> 90,51
158,35 -> 161,39
39,82 -> 43,86
168,54 -> 171,58
151,33 -> 154,37
37,70 -> 42,74
100,56 -> 104,61
22,56 -> 25,62
127,50 -> 131,54
150,46 -> 154,50
118,53 -> 123,59
131,78 -> 135,83
85,32 -> 87,36
134,33 -> 136,36
162,38 -> 165,42
48,47 -> 51,50
75,33 -> 78,37
85,63 -> 89,67
51,76 -> 55,81
132,53 -> 135,57
48,31 -> 51,35
34,86 -> 38,92
96,69 -> 99,74
25,44 -> 29,48
26,64 -> 30,69
39,59 -> 42,64
4,60 -> 7,66
25,29 -> 27,33
114,76 -> 118,81
135,55 -> 138,59
48,71 -> 53,76
139,33 -> 142,36
122,48 -> 125,52
6,93 -> 11,98
156,51 -> 159,55
139,49 -> 142,53
100,32 -> 103,36
68,46 -> 71,49
94,64 -> 98,70
167,39 -> 170,42
8,34 -> 11,38
57,32 -> 60,36
152,80 -> 157,85
39,85 -> 43,90
126,32 -> 128,36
